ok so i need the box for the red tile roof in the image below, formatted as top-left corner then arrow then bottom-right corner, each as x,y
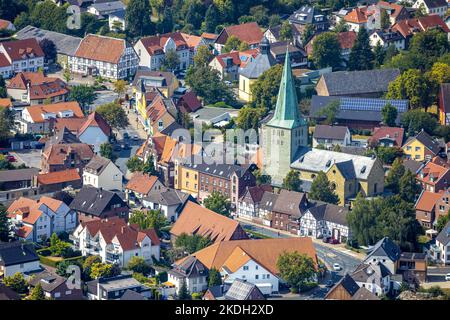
0,38 -> 44,61
42,143 -> 94,165
417,162 -> 450,186
393,15 -> 450,38
125,173 -> 160,195
0,53 -> 11,68
139,32 -> 190,55
415,190 -> 442,212
37,169 -> 81,185
78,111 -> 111,137
25,101 -> 84,123
74,34 -> 126,64
7,71 -> 69,100
369,127 -> 405,146
177,91 -> 202,113
345,7 -> 370,23
219,22 -> 264,46
337,31 -> 357,49
0,19 -> 12,30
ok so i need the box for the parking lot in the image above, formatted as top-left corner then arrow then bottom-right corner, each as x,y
10,149 -> 42,169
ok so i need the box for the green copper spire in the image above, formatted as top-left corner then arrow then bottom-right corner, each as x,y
266,49 -> 306,129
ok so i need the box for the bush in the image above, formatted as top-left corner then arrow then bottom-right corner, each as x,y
192,292 -> 203,300
36,248 -> 52,257
39,255 -> 61,268
300,282 -> 318,292
156,271 -> 168,284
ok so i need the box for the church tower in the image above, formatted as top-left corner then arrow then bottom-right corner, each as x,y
261,49 -> 308,186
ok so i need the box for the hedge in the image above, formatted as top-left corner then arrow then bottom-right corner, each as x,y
39,255 -> 83,268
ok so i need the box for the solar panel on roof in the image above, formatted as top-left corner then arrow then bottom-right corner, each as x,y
338,97 -> 408,113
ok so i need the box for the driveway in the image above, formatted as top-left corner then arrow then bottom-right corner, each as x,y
10,149 -> 42,169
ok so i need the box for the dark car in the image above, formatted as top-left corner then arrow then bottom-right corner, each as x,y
113,144 -> 122,152
123,132 -> 130,139
322,237 -> 330,243
330,238 -> 339,245
121,143 -> 130,150
6,155 -> 16,162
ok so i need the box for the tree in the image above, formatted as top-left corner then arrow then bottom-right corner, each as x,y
178,279 -> 191,300
387,69 -> 432,110
194,46 -> 213,67
100,142 -> 115,161
113,80 -> 127,99
28,283 -> 46,300
348,27 -> 374,71
334,19 -> 349,33
208,268 -> 222,287
158,6 -> 174,33
373,42 -> 386,68
385,158 -> 405,193
0,204 -> 10,242
250,64 -> 284,112
399,170 -> 421,203
90,262 -> 116,279
126,0 -> 153,38
39,39 -> 57,62
96,102 -> 129,130
279,20 -> 293,41
175,233 -> 212,254
283,170 -> 302,192
253,169 -> 271,186
380,9 -> 390,30
68,85 -> 96,112
0,106 -> 14,142
374,146 -> 403,165
223,35 -> 242,53
236,106 -> 265,130
277,252 -> 317,292
317,100 -> 340,125
162,49 -> 180,72
311,32 -> 342,70
435,210 -> 450,232
381,103 -> 398,127
63,66 -> 71,83
126,156 -> 144,172
203,191 -> 231,216
401,110 -> 438,135
309,171 -> 339,204
204,4 -> 220,33
127,256 -> 152,275
82,255 -> 102,280
30,1 -> 68,33
129,209 -> 167,235
414,3 -> 427,18
142,155 -> 157,175
301,24 -> 315,45
3,272 -> 28,294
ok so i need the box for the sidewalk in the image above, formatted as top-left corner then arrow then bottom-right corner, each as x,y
235,217 -> 365,261
122,103 -> 148,140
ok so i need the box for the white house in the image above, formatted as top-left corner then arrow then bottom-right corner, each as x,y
69,34 -> 138,80
125,173 -> 166,205
7,196 -> 78,242
83,155 -> 123,191
167,256 -> 209,294
0,38 -> 44,77
142,188 -> 192,223
363,237 -> 401,275
299,202 -> 350,243
413,0 -> 447,18
71,217 -> 160,268
351,263 -> 392,296
369,30 -> 406,50
431,221 -> 450,265
109,9 -> 126,31
87,1 -> 126,17
0,242 -> 41,277
312,125 -> 352,149
76,111 -> 112,152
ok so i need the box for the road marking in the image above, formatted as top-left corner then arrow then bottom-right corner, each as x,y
326,253 -> 336,258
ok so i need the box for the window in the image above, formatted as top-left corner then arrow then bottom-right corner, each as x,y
54,292 -> 61,298
255,275 -> 259,279
243,266 -> 249,271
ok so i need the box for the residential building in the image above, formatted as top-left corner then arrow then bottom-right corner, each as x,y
18,101 -> 84,134
142,188 -> 193,223
269,41 -> 308,67
310,95 -> 408,130
315,68 -> 400,98
368,127 -> 404,147
431,221 -> 450,265
14,26 -> 82,68
125,173 -> 166,205
76,111 -> 111,152
86,274 -> 151,300
87,1 -> 125,16
28,270 -> 83,300
397,252 -> 427,284
369,29 -> 406,50
287,5 -> 329,36
7,196 -> 77,242
214,22 -> 264,54
258,191 -> 278,227
351,263 -> 391,296
69,34 -> 138,80
260,51 -> 309,186
0,38 -> 44,77
433,189 -> 450,224
312,125 -> 352,149
209,49 -> 258,81
415,190 -> 443,229
71,217 -> 160,267
299,201 -> 350,242
83,155 -> 123,191
137,91 -> 177,135
412,0 -> 447,18
417,162 -> 450,193
109,9 -> 126,31
402,130 -> 441,161
132,68 -> 179,102
176,91 -> 202,115
0,242 -> 41,277
204,279 -> 266,300
271,190 -> 309,234
37,168 -> 82,193
168,256 -> 209,294
41,140 -> 94,174
190,106 -> 239,127
170,201 -> 249,243
306,31 -> 357,64
439,83 -> 450,125
264,23 -> 303,47
174,238 -> 318,295
238,37 -> 276,102
237,185 -> 273,222
7,71 -> 69,105
392,15 -> 450,46
291,148 -> 385,204
69,186 -> 129,224
363,237 -> 401,275
325,273 -> 379,300
0,168 -> 38,192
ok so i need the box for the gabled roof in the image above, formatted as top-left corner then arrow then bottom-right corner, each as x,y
74,34 -> 129,64
144,188 -> 190,207
171,201 -> 248,243
0,242 -> 39,266
313,124 -> 349,140
351,287 -> 380,300
7,196 -> 63,225
344,7 -> 369,23
84,155 -> 113,175
42,143 -> 94,165
420,0 -> 447,8
216,22 -> 264,46
306,201 -> 349,226
0,38 -> 44,61
224,279 -> 265,300
70,186 -> 127,216
0,53 -> 11,68
138,32 -> 190,55
177,91 -> 202,113
415,190 -> 442,212
24,101 -> 84,123
240,185 -> 273,204
272,189 -> 307,218
125,173 -> 160,195
37,168 -> 81,185
392,15 -> 450,38
351,262 -> 391,284
369,127 -> 404,146
325,273 -> 359,299
337,31 -> 357,49
364,237 -> 401,262
176,237 -> 318,276
28,270 -> 66,293
132,68 -> 177,90
436,221 -> 450,245
78,111 -> 111,137
288,5 -> 328,25
169,256 -> 208,278
404,130 -> 441,155
239,45 -> 276,79
417,162 -> 449,186
0,168 -> 39,183
259,191 -> 278,211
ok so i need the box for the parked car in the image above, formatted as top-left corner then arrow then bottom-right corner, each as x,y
123,132 -> 130,139
113,144 -> 122,152
332,263 -> 341,271
322,237 -> 330,243
6,155 -> 16,162
132,135 -> 139,141
224,80 -> 232,86
445,273 -> 450,281
121,143 -> 130,150
330,238 -> 339,245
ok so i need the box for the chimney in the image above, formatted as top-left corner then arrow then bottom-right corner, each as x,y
121,226 -> 126,234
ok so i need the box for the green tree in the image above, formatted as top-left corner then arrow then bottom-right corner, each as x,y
178,279 -> 191,300
277,252 -> 317,292
236,106 -> 265,130
399,169 -> 421,203
348,27 -> 374,71
113,80 -> 127,99
162,49 -> 180,72
311,32 -> 342,69
223,35 -> 242,53
283,170 -> 302,192
301,24 -> 315,45
63,66 -> 71,83
374,146 -> 403,165
3,272 -> 28,294
373,42 -> 386,68
204,4 -> 220,33
142,155 -> 157,175
126,0 -> 153,38
30,1 -> 68,33
385,158 -> 405,193
414,3 -> 427,18
126,156 -> 144,172
334,19 -> 349,33
208,268 -> 222,287
129,209 -> 167,235
380,9 -> 390,30
203,191 -> 231,216
175,233 -> 212,253
96,102 -> 129,130
100,143 -> 115,161
39,39 -> 57,62
250,64 -> 284,112
317,100 -> 340,125
401,110 -> 438,135
158,6 -> 174,33
0,204 -> 10,241
279,20 -> 293,41
28,283 -> 46,300
127,256 -> 152,275
68,85 -> 96,112
194,46 -> 214,67
387,69 -> 432,110
435,210 -> 450,232
309,171 -> 339,204
0,106 -> 14,142
90,262 -> 115,279
381,103 -> 398,127
253,169 -> 272,186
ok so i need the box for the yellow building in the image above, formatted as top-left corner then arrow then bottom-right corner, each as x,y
402,130 -> 440,162
174,161 -> 199,197
238,75 -> 257,102
290,148 -> 385,205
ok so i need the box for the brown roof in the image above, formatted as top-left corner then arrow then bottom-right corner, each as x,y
42,143 -> 94,165
218,22 -> 264,46
0,53 -> 10,68
139,32 -> 190,55
0,19 -> 12,30
337,31 -> 357,49
369,126 -> 404,146
78,111 -> 111,137
415,190 -> 442,212
177,237 -> 318,276
417,162 -> 450,186
201,33 -> 218,40
125,173 -> 159,195
177,91 -> 202,113
25,101 -> 84,123
74,34 -> 127,64
37,169 -> 81,185
393,15 -> 450,38
272,190 -> 307,217
52,117 -> 87,133
0,98 -> 12,108
171,201 -> 247,243
344,7 -> 369,23
7,196 -> 64,225
0,38 -> 44,61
